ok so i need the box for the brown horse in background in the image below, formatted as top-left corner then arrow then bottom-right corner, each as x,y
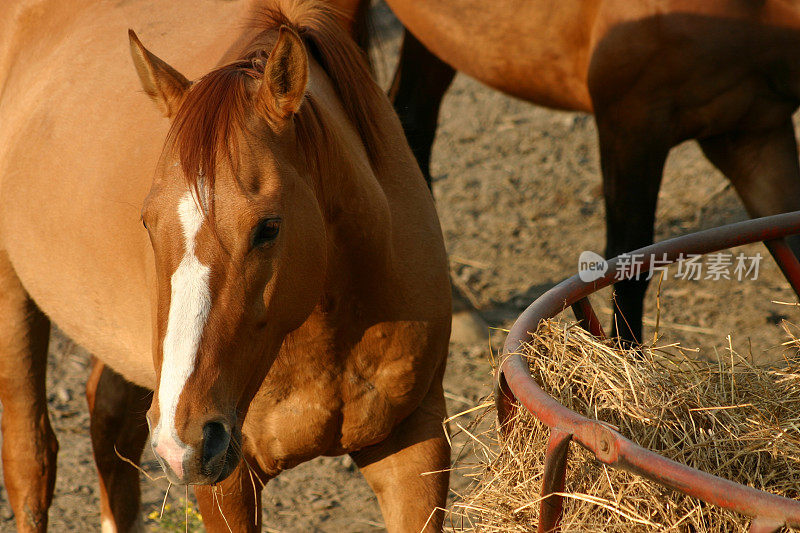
0,0 -> 450,531
336,0 -> 800,341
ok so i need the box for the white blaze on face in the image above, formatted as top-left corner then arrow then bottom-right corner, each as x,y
154,191 -> 211,459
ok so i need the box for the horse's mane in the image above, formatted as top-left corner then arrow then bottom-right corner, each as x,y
167,0 -> 385,206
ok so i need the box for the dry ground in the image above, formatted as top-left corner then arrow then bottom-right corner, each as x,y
1,2 -> 799,531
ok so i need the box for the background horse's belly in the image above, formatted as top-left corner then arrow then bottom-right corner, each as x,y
384,0 -> 598,112
0,0 -> 246,387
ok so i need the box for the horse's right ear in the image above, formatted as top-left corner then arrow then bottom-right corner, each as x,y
257,26 -> 308,126
128,30 -> 190,118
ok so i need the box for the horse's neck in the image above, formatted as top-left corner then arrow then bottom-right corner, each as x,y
301,50 -> 443,315
316,130 -> 395,296
304,60 -> 397,278
288,146 -> 396,356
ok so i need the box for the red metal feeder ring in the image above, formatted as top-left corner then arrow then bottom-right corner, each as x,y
498,211 -> 800,533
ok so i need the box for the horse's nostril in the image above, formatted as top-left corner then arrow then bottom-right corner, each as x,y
202,421 -> 231,466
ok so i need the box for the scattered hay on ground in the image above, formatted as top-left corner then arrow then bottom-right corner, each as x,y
449,320 -> 800,532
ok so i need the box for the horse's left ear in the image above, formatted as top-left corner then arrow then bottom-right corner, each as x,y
128,29 -> 190,118
258,26 -> 308,124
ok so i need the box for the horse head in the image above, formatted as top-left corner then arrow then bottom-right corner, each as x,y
132,26 -> 326,484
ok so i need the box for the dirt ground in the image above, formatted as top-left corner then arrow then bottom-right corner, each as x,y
2,2 -> 799,531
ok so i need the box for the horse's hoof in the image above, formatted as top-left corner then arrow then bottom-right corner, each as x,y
451,309 -> 490,345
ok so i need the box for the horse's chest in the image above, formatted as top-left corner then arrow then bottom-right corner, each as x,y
244,325 -> 437,471
242,375 -> 395,474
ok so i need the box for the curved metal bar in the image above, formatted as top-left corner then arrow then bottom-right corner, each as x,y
765,238 -> 800,297
499,211 -> 800,530
539,430 -> 571,533
571,297 -> 605,338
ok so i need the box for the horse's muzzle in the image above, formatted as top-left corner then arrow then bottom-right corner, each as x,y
151,419 -> 240,485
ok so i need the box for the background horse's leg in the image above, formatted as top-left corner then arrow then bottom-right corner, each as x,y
350,380 -> 449,532
85,359 -> 151,532
0,251 -> 57,532
388,29 -> 456,190
699,118 -> 800,255
194,458 -> 265,533
595,117 -> 670,343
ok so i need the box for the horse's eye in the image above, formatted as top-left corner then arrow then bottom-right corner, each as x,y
251,218 -> 281,248
141,218 -> 148,230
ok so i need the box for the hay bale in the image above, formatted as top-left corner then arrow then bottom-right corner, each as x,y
451,320 -> 800,532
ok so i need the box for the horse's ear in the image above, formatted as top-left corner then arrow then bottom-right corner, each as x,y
128,29 -> 190,118
258,26 -> 308,124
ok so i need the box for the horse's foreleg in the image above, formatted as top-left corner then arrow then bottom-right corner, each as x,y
0,250 -> 57,532
596,118 -> 670,343
86,359 -> 151,532
389,29 -> 456,191
699,118 -> 800,256
194,458 -> 265,533
350,382 -> 450,532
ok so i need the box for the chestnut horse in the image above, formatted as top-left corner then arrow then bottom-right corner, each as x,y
0,0 -> 451,531
337,0 -> 800,341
